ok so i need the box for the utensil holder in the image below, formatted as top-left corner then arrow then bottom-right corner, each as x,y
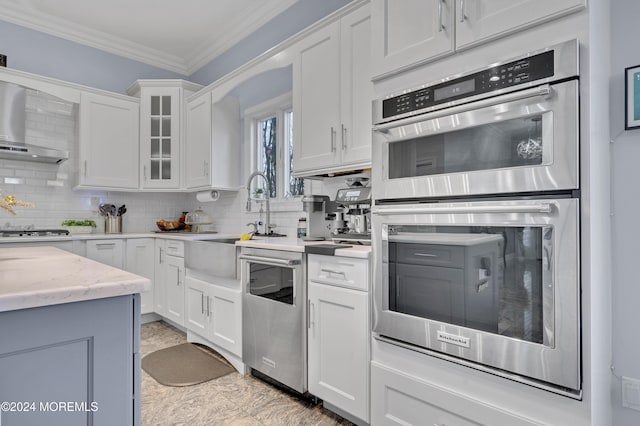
105,216 -> 122,234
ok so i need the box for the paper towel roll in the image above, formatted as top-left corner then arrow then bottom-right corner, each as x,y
196,190 -> 220,202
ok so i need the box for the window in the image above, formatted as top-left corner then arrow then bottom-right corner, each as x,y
246,93 -> 303,202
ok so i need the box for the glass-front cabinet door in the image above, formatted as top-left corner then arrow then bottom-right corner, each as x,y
128,80 -> 203,190
141,87 -> 180,189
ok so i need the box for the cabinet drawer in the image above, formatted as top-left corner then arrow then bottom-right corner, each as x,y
308,254 -> 369,291
391,242 -> 464,268
164,240 -> 184,257
371,362 -> 537,426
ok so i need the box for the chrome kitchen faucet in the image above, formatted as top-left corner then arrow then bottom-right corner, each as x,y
246,171 -> 272,235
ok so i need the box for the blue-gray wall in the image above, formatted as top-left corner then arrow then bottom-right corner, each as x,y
188,0 -> 350,85
0,20 -> 185,94
0,0 -> 351,93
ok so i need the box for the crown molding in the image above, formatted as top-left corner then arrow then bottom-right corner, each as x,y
0,0 -> 299,76
184,0 -> 298,75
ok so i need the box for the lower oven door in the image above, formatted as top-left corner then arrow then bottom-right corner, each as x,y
372,198 -> 580,394
240,249 -> 306,393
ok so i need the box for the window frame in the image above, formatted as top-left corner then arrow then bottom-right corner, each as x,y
243,92 -> 304,211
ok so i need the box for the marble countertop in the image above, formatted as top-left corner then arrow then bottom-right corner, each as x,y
0,231 -> 371,258
0,231 -> 241,244
0,246 -> 150,313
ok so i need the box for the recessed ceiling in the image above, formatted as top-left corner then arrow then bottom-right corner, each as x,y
0,0 -> 299,75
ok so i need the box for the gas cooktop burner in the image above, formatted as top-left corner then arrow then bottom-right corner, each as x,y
0,229 -> 70,237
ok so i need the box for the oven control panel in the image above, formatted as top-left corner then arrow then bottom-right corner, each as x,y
382,50 -> 555,120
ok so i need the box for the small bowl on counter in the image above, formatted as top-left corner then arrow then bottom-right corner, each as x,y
156,219 -> 186,232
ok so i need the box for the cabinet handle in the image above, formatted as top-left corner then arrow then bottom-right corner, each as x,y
459,0 -> 466,22
95,243 -> 116,248
414,252 -> 437,258
84,160 -> 87,177
143,165 -> 147,179
330,127 -> 336,152
159,248 -> 164,264
201,294 -> 205,315
438,0 -> 445,31
321,268 -> 346,277
207,296 -> 211,317
309,301 -> 315,329
341,124 -> 347,151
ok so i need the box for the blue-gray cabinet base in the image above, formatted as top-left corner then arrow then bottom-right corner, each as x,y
0,295 -> 141,426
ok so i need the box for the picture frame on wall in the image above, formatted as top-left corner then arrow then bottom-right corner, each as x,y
625,65 -> 640,130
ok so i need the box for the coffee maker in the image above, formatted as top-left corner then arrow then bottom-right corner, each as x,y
301,195 -> 333,240
331,178 -> 371,244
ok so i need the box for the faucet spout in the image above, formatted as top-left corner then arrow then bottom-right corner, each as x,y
246,171 -> 271,235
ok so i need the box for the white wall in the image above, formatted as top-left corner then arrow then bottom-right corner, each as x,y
610,0 -> 640,424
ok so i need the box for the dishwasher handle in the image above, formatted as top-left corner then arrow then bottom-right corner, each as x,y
239,254 -> 301,267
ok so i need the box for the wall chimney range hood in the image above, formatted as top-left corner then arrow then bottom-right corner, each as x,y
0,81 -> 69,164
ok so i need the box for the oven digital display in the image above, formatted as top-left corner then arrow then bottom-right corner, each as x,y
434,79 -> 475,102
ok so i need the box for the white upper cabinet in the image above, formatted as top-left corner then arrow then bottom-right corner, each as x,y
293,3 -> 372,176
455,0 -> 586,49
371,0 -> 454,78
185,91 -> 212,189
185,93 -> 241,190
371,0 -> 585,79
339,6 -> 374,167
139,86 -> 181,189
78,91 -> 139,190
128,80 -> 202,190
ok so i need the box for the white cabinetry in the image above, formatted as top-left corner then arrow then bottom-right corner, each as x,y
307,254 -> 370,423
85,239 -> 124,269
124,238 -> 155,315
154,239 -> 185,326
371,0 -> 586,78
293,4 -> 372,176
185,276 -> 242,356
371,362 -> 537,425
455,0 -> 586,50
185,93 -> 241,190
77,91 -> 139,190
128,80 -> 202,190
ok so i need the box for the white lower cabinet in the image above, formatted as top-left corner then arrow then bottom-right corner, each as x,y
307,254 -> 369,424
371,362 -> 538,426
124,238 -> 155,315
85,239 -> 124,269
163,252 -> 185,326
185,275 -> 242,357
154,239 -> 185,326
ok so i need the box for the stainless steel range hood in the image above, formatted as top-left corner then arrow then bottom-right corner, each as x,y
0,81 -> 69,164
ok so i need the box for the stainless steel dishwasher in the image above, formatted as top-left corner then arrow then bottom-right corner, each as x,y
240,247 -> 307,393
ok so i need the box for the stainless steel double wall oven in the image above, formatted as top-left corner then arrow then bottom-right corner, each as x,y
371,40 -> 581,397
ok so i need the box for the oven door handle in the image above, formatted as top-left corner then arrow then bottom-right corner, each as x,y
239,254 -> 301,267
373,203 -> 553,215
373,84 -> 552,133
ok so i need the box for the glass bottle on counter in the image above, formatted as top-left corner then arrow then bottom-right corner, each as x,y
297,218 -> 307,238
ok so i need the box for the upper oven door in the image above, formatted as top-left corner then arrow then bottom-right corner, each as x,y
372,80 -> 578,200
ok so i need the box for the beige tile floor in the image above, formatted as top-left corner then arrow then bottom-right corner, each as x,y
141,321 -> 354,426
